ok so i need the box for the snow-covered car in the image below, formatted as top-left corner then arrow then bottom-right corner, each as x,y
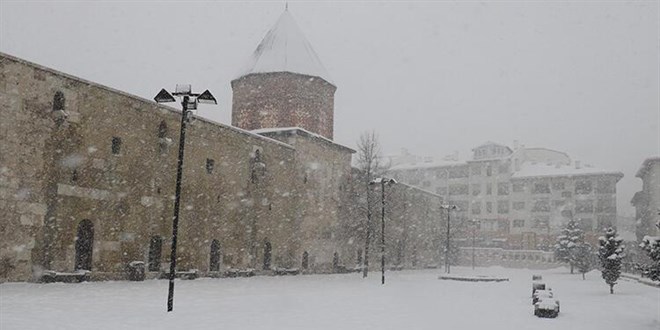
532,289 -> 553,305
534,298 -> 560,318
532,281 -> 546,296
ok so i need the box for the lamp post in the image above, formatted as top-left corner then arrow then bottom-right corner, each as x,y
154,85 -> 217,312
369,177 -> 396,285
440,204 -> 458,274
469,219 -> 480,270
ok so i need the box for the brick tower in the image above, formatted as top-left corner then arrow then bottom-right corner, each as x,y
231,9 -> 336,140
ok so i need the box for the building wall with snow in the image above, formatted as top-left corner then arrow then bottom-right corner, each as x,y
632,157 -> 660,240
388,143 -> 623,251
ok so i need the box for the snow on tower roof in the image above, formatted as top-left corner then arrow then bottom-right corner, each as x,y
237,9 -> 333,84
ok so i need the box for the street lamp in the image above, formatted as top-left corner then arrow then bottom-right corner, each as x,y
440,204 -> 459,274
469,219 -> 481,270
154,85 -> 217,312
369,177 -> 396,285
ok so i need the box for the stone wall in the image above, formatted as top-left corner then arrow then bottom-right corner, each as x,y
0,53 -> 301,281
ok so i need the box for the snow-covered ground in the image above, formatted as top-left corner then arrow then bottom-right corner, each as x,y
1,267 -> 658,330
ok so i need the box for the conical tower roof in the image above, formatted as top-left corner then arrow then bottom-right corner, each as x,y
237,9 -> 333,85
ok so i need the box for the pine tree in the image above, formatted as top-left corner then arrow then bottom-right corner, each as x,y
574,243 -> 593,280
554,219 -> 584,273
599,227 -> 625,294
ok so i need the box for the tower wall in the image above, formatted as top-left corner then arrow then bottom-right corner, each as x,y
231,72 -> 336,140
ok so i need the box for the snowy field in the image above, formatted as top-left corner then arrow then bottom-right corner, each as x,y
1,267 -> 658,330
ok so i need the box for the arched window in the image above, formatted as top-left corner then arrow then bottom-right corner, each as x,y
263,241 -> 272,270
158,121 -> 169,154
210,239 -> 221,272
148,236 -> 163,272
53,91 -> 65,111
302,251 -> 309,270
74,220 -> 94,271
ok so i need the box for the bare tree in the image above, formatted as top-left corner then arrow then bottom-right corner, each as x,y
355,131 -> 386,278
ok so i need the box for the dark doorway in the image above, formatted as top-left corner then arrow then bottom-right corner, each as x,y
263,241 -> 272,270
357,249 -> 363,266
74,220 -> 94,271
302,251 -> 309,270
333,252 -> 339,271
210,239 -> 220,272
148,236 -> 162,271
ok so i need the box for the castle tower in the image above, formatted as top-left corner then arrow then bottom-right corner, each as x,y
231,9 -> 336,140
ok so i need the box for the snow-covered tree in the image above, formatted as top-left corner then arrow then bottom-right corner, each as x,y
599,227 -> 625,294
355,131 -> 386,278
554,219 -> 584,273
638,220 -> 660,282
574,243 -> 594,280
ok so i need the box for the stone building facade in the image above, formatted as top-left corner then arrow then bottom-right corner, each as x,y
389,142 -> 624,250
0,10 -> 447,282
631,157 -> 660,241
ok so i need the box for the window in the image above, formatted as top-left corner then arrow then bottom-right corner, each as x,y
455,201 -> 469,213
575,200 -> 594,213
471,165 -> 481,176
158,121 -> 169,154
498,162 -> 510,174
497,201 -> 509,214
486,202 -> 493,213
513,201 -> 525,210
561,210 -> 573,218
206,158 -> 215,174
497,183 -> 510,195
449,184 -> 469,196
597,215 -> 614,230
533,183 -> 550,194
498,220 -> 510,232
435,186 -> 447,195
471,184 -> 481,196
596,198 -> 615,213
553,200 -> 565,208
552,181 -> 565,190
471,201 -> 481,214
561,191 -> 572,198
71,169 -> 79,183
448,167 -> 469,178
111,137 -> 122,155
486,184 -> 492,195
513,219 -> 525,228
512,182 -> 524,193
596,179 -> 615,194
422,181 -> 431,188
532,199 -> 550,212
434,170 -> 447,179
579,218 -> 593,232
533,217 -> 549,229
575,180 -> 593,194
53,91 -> 65,111
486,164 -> 492,176
148,236 -> 162,271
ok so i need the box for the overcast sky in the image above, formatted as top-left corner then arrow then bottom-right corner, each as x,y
1,1 -> 658,215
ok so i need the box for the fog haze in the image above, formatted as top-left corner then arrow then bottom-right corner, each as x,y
1,1 -> 657,215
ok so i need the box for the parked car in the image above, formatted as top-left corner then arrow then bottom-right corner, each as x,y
532,289 -> 553,305
532,281 -> 546,296
534,297 -> 560,318
532,274 -> 543,281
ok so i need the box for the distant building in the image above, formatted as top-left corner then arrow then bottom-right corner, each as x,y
388,142 -> 624,250
631,157 -> 660,241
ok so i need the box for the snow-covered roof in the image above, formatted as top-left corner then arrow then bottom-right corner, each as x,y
472,141 -> 509,150
635,157 -> 660,178
252,127 -> 354,153
511,162 -> 623,179
389,159 -> 466,171
236,9 -> 333,85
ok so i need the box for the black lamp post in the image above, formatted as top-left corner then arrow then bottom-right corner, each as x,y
154,85 -> 217,312
440,204 -> 458,274
469,219 -> 480,270
369,177 -> 396,285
